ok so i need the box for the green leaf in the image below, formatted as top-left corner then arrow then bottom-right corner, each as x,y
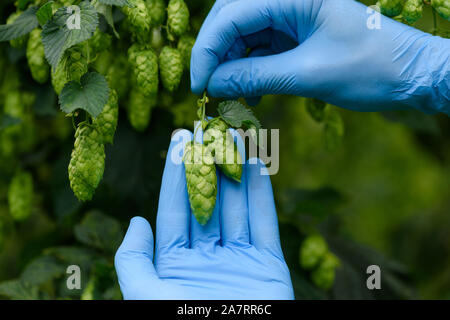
41,1 -> 98,69
17,0 -> 35,11
36,1 -> 54,27
0,279 -> 39,300
0,7 -> 39,42
98,0 -> 132,6
59,72 -> 109,118
93,2 -> 120,38
21,256 -> 65,286
217,100 -> 261,129
74,210 -> 124,253
44,246 -> 96,267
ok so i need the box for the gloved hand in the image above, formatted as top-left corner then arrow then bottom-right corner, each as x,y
191,0 -> 450,114
114,129 -> 294,300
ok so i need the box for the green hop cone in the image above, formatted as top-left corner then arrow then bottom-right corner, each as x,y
183,141 -> 217,225
68,124 -> 105,202
159,46 -> 183,92
93,89 -> 119,144
306,98 -> 327,122
65,45 -> 88,83
299,234 -> 328,270
377,0 -> 405,17
167,0 -> 190,37
147,0 -> 166,26
106,54 -> 131,99
128,44 -> 159,97
89,29 -> 112,55
8,171 -> 34,221
324,106 -> 344,151
402,0 -> 423,24
432,0 -> 450,21
51,62 -> 67,95
122,0 -> 151,42
7,12 -> 28,49
177,35 -> 195,69
311,252 -> 340,291
204,118 -> 242,183
26,29 -> 49,84
127,89 -> 156,132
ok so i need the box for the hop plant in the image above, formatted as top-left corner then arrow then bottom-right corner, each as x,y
6,12 -> 28,49
167,0 -> 190,37
204,118 -> 242,182
127,89 -> 156,132
8,171 -> 34,221
68,124 -> 105,201
177,35 -> 195,69
299,234 -> 329,270
183,141 -> 217,225
128,44 -> 159,97
311,252 -> 340,291
93,89 -> 119,144
159,46 -> 183,92
106,54 -> 131,99
147,0 -> 166,26
377,0 -> 405,17
26,29 -> 49,84
122,0 -> 151,42
432,0 -> 450,21
402,0 -> 423,24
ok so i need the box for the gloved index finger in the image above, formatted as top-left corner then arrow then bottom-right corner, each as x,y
190,0 -> 277,95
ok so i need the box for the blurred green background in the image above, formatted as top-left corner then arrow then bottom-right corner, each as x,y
0,0 -> 449,299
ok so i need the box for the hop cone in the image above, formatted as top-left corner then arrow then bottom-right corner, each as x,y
402,0 -> 423,24
65,45 -> 88,83
51,62 -> 67,95
68,125 -> 105,201
183,141 -> 217,225
7,12 -> 28,49
106,54 -> 131,99
311,252 -> 340,291
377,0 -> 405,17
122,0 -> 151,41
177,35 -> 195,69
8,171 -> 34,221
299,235 -> 328,270
93,89 -> 119,144
127,89 -> 156,132
306,98 -> 327,122
128,44 -> 159,97
89,29 -> 112,55
147,0 -> 166,26
159,46 -> 183,92
204,118 -> 242,183
167,0 -> 189,37
26,29 -> 49,84
432,0 -> 450,21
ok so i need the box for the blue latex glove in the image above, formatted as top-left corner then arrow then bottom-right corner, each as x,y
191,0 -> 450,114
115,129 -> 294,299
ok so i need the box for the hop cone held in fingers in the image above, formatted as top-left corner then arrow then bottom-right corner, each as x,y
159,46 -> 183,92
183,141 -> 217,225
26,29 -> 49,84
68,125 -> 105,201
204,118 -> 242,183
128,44 -> 159,97
8,171 -> 34,221
93,89 -> 119,144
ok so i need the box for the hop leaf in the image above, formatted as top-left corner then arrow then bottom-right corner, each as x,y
8,171 -> 34,221
93,89 -> 119,144
177,35 -> 195,69
128,44 -> 159,96
183,141 -> 217,225
204,118 -> 242,183
26,29 -> 50,84
167,0 -> 189,37
159,46 -> 183,92
68,124 -> 105,201
217,100 -> 261,129
0,7 -> 39,44
127,89 -> 156,132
